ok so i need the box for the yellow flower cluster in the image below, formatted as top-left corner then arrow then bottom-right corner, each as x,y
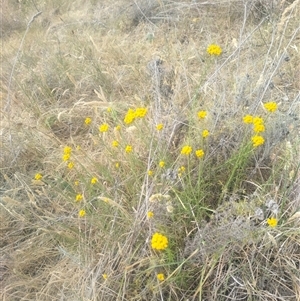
67,162 -> 74,169
151,232 -> 168,250
147,211 -> 154,218
197,110 -> 207,119
99,123 -> 109,132
243,115 -> 266,147
84,117 -> 92,125
181,145 -> 192,155
112,140 -> 119,147
202,129 -> 210,138
252,118 -> 265,137
91,177 -> 98,184
195,149 -> 205,158
156,123 -> 164,131
76,194 -> 83,202
125,145 -> 133,153
263,101 -> 278,112
159,161 -> 165,168
62,146 -> 72,161
251,135 -> 265,147
206,44 -> 222,56
157,273 -> 165,281
243,115 -> 253,124
79,209 -> 86,217
34,173 -> 43,180
178,166 -> 185,177
267,217 -> 278,227
124,107 -> 148,124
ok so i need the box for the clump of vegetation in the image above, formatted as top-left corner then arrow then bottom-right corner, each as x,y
1,1 -> 299,300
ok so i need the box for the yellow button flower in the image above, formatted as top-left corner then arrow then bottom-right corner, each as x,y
159,161 -> 165,168
197,110 -> 207,119
156,123 -> 164,131
125,145 -> 133,153
63,146 -> 72,154
91,177 -> 98,184
34,173 -> 43,180
181,145 -> 192,155
151,232 -> 168,251
84,117 -> 92,125
195,149 -> 205,158
112,140 -> 119,147
99,123 -> 109,132
253,123 -> 265,133
79,209 -> 86,217
202,129 -> 210,138
264,102 -> 278,112
67,162 -> 74,169
267,217 -> 278,228
243,115 -> 253,124
252,135 -> 265,147
207,44 -> 222,56
76,194 -> 83,202
147,211 -> 154,218
157,273 -> 165,281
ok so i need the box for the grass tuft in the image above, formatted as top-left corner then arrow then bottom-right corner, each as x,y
1,0 -> 299,300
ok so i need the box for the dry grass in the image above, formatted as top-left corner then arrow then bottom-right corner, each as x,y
1,0 -> 300,300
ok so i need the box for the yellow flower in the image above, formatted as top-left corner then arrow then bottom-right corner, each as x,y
243,115 -> 253,124
178,166 -> 185,173
84,117 -> 92,125
76,194 -> 83,202
181,145 -> 192,155
34,173 -> 43,180
115,162 -> 120,169
125,145 -> 133,153
107,107 -> 112,112
91,177 -> 98,184
99,123 -> 109,132
264,102 -> 278,112
157,273 -> 165,281
207,44 -> 222,56
63,146 -> 72,154
195,149 -> 205,158
76,145 -> 81,150
159,161 -> 165,168
197,110 -> 207,119
134,107 -> 148,118
67,162 -> 74,169
253,123 -> 265,133
112,140 -> 119,147
74,180 -> 79,186
79,209 -> 86,217
202,129 -> 210,138
147,211 -> 154,218
115,125 -> 121,131
62,153 -> 71,161
178,166 -> 185,177
156,123 -> 164,131
151,232 -> 168,250
124,108 -> 136,124
252,116 -> 264,125
102,274 -> 108,280
147,170 -> 153,176
251,135 -> 265,147
267,217 -> 278,228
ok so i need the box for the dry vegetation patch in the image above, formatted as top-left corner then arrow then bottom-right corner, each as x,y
1,0 -> 299,300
